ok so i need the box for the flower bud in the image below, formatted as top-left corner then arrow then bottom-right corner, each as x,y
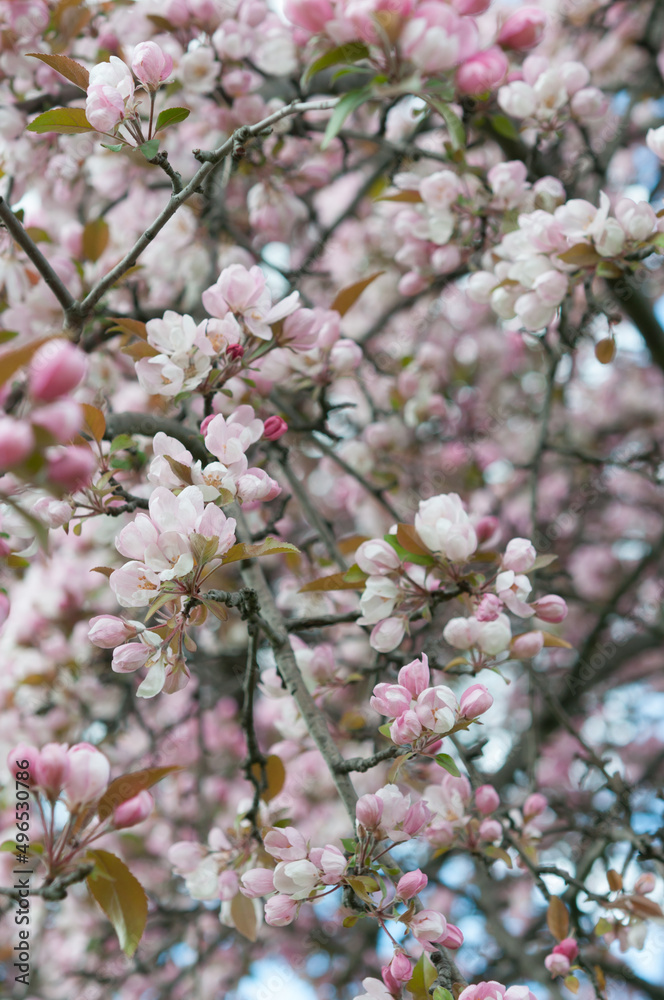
7,744 -> 41,779
63,743 -> 111,808
89,615 -> 138,649
523,792 -> 547,818
552,938 -> 579,961
475,515 -> 500,546
241,867 -> 275,898
475,594 -> 503,622
409,909 -> 447,944
532,595 -> 568,623
475,784 -> 500,815
111,643 -> 151,673
510,631 -> 544,659
32,496 -> 73,528
31,400 -> 82,443
226,343 -> 245,360
329,338 -> 362,373
131,41 -> 173,90
34,742 -> 70,800
439,922 -> 464,949
387,953 -> 412,983
370,617 -> 406,653
502,538 -> 537,573
390,710 -> 423,745
356,793 -> 383,831
47,446 -> 96,491
0,418 -> 34,469
398,654 -> 430,698
112,790 -> 153,828
498,8 -> 547,50
459,683 -> 493,718
396,868 -> 428,900
168,841 -> 207,874
263,415 -> 288,441
545,953 -> 570,977
264,894 -> 297,926
456,47 -> 508,95
356,538 -> 401,576
283,0 -> 333,33
29,341 -> 87,402
478,818 -> 503,842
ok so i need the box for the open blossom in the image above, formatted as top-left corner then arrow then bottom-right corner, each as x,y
86,56 -> 136,132
204,406 -> 264,464
202,264 -> 299,340
415,493 -> 478,562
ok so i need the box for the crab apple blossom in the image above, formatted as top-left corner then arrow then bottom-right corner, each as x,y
2,3 -> 664,997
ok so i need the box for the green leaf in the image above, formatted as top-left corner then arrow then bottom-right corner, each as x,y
221,536 -> 300,564
490,113 -> 518,140
408,953 -> 438,1000
97,766 -> 181,821
321,88 -> 372,150
433,990 -> 455,1000
531,554 -> 557,571
0,330 -> 18,344
426,98 -> 465,150
383,534 -> 435,566
86,849 -> 148,956
110,434 -> 136,454
378,723 -> 393,739
27,107 -> 94,135
82,218 -> 109,262
101,142 -> 124,152
342,563 -> 369,584
139,139 -> 160,159
341,837 -> 356,853
155,107 -> 190,132
435,753 -> 460,776
302,42 -> 370,86
299,571 -> 365,593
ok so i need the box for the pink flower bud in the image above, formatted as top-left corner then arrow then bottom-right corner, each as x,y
7,744 -> 41,779
403,800 -> 431,837
111,642 -> 151,673
532,595 -> 568,623
86,84 -> 125,132
498,8 -> 547,50
478,818 -> 503,842
263,826 -> 307,861
475,784 -> 500,815
552,938 -> 579,961
241,867 -> 276,898
387,953 -> 412,983
370,682 -> 412,719
168,841 -> 207,874
510,631 -> 544,658
398,653 -> 430,698
131,41 -> 173,90
409,909 -> 447,945
29,341 -> 87,402
396,869 -> 428,900
459,684 -> 493,718
634,873 -> 656,895
283,0 -> 333,33
88,615 -> 138,649
34,742 -> 70,800
370,617 -> 406,653
264,894 -> 298,926
31,400 -> 82,443
32,497 -> 73,528
390,710 -> 423,746
456,47 -> 508,95
523,792 -> 547,818
502,538 -> 537,573
439,922 -> 464,949
329,338 -> 362,373
475,594 -> 503,622
200,414 -> 215,435
47,446 -> 96,491
0,418 -> 34,469
263,415 -> 288,441
356,793 -> 383,831
545,954 -> 570,977
63,743 -> 111,808
226,343 -> 245,360
112,790 -> 153,828
356,538 -> 401,575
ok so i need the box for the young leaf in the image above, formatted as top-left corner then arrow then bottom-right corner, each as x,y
407,953 -> 438,1000
108,317 -> 149,340
299,572 -> 365,592
302,41 -> 370,86
427,99 -> 465,150
82,218 -> 109,262
331,271 -> 385,316
27,108 -> 95,135
541,631 -> 573,649
26,52 -> 90,90
86,849 -> 148,956
101,142 -> 124,152
435,753 -> 460,776
221,537 -> 300,564
557,244 -> 600,267
139,139 -> 160,159
231,892 -> 259,941
383,534 -> 435,567
396,523 -> 432,557
155,107 -> 191,131
321,87 -> 372,150
81,403 -> 106,443
547,896 -> 569,941
0,335 -> 58,387
97,766 -> 181,821
377,189 -> 423,203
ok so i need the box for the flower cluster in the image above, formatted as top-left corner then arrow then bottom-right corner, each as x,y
370,653 -> 493,748
86,43 -> 172,137
467,192 -> 664,332
498,56 -> 607,131
353,494 -> 567,658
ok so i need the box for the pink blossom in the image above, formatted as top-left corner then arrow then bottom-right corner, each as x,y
498,8 -> 547,50
544,953 -> 570,977
205,407 -> 264,464
370,682 -> 412,719
396,868 -> 427,900
440,923 -> 464,948
168,842 -> 207,874
523,793 -> 547,818
33,743 -> 70,800
263,826 -> 308,861
532,595 -> 568,622
31,400 -> 83,443
475,594 -> 503,622
272,858 -> 319,898
47,446 -> 96,491
29,341 -> 87,402
63,743 -> 111,808
552,938 -> 579,960
263,415 -> 288,440
478,818 -> 503,842
264,894 -> 298,926
7,744 -> 41,779
0,418 -> 34,468
510,631 -> 544,658
131,42 -> 173,90
369,616 -> 406,652
459,684 -> 493,718
112,790 -> 154,828
390,710 -> 423,746
634,874 -> 656,895
409,909 -> 447,946
415,685 -> 457,733
86,84 -> 126,132
398,653 -> 430,697
283,0 -> 333,33
475,785 -> 500,815
502,538 -> 537,573
88,615 -> 138,648
457,48 -> 508,95
111,643 -> 152,673
329,338 -> 362,373
356,793 -> 383,831
241,868 -> 276,897
356,539 -> 401,576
